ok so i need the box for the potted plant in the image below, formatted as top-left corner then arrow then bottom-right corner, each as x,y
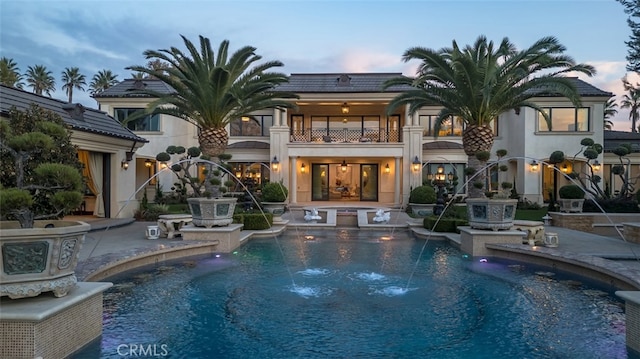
465,149 -> 518,230
155,146 -> 239,228
408,185 -> 437,217
260,181 -> 288,221
127,35 -> 297,228
558,184 -> 585,213
0,105 -> 89,299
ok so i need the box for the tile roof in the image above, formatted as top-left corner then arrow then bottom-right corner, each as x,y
526,77 -> 613,97
603,130 -> 640,153
0,85 -> 148,143
92,79 -> 175,98
96,75 -> 612,99
273,73 -> 414,93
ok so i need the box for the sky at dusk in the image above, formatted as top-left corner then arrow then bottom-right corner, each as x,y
0,0 -> 636,131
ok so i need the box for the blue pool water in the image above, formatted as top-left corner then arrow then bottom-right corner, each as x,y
74,229 -> 630,358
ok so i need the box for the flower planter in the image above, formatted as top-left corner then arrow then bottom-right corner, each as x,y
558,199 -> 585,213
409,203 -> 436,217
0,220 -> 90,299
261,202 -> 287,221
466,198 -> 518,231
187,197 -> 237,228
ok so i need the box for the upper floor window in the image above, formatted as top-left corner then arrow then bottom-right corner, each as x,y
230,115 -> 273,136
419,115 -> 498,137
537,107 -> 590,132
114,108 -> 160,132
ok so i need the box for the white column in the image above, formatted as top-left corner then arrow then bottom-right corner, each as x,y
290,156 -> 297,204
394,156 -> 401,206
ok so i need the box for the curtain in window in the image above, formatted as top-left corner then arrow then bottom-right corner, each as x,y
88,152 -> 105,217
77,150 -> 97,196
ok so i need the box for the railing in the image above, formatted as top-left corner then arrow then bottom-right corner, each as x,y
290,128 -> 400,143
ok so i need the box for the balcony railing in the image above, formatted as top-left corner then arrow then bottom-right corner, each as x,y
290,128 -> 401,143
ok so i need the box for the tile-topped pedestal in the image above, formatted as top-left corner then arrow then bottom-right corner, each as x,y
0,282 -> 112,359
459,226 -> 525,257
181,223 -> 243,252
616,291 -> 640,356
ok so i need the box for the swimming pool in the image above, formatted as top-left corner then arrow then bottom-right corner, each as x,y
74,229 -> 630,358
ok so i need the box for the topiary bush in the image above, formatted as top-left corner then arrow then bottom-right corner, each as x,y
558,184 -> 585,199
423,216 -> 468,232
261,181 -> 289,202
233,212 -> 273,230
409,185 -> 437,204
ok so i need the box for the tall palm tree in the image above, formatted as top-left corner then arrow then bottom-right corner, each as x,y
621,76 -> 640,133
0,57 -> 24,89
126,34 -> 297,196
384,35 -> 595,198
25,65 -> 56,96
61,67 -> 86,103
604,98 -> 618,130
89,69 -> 118,95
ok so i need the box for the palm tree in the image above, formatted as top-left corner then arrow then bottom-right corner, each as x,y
89,69 -> 118,95
384,35 -> 595,198
126,34 -> 297,196
604,98 -> 618,130
621,76 -> 640,133
61,67 -> 86,103
0,57 -> 24,89
25,65 -> 56,96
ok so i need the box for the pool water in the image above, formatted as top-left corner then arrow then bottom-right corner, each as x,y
74,229 -> 630,358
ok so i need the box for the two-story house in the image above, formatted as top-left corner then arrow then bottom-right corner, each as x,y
94,73 -> 616,209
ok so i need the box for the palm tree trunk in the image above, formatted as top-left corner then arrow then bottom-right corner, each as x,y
198,127 -> 229,198
467,155 -> 486,198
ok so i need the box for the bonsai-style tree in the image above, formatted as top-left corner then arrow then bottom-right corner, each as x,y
0,105 -> 84,228
384,35 -> 595,198
552,138 -> 637,201
155,145 -> 236,199
127,34 -> 298,198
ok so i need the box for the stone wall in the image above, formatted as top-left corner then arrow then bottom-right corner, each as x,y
624,223 -> 640,244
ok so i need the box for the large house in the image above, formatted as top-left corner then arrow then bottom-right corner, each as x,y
0,85 -> 148,218
94,73 -> 636,209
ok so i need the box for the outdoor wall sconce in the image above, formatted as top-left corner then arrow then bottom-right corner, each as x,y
530,160 -> 539,171
385,163 -> 390,174
412,156 -> 421,172
160,162 -> 168,169
300,163 -> 306,173
341,160 -> 348,173
592,160 -> 601,171
271,156 -> 279,172
341,102 -> 350,114
561,164 -> 568,173
144,159 -> 153,168
121,160 -> 129,170
447,171 -> 454,181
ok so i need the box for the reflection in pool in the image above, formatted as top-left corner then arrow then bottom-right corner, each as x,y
74,229 -> 630,359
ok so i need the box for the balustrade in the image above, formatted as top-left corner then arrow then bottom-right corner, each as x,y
289,128 -> 400,143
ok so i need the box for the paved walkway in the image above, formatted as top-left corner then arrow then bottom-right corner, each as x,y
68,211 -> 640,285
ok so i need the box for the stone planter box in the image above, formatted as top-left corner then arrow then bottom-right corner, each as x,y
261,202 -> 287,221
558,198 -> 585,213
409,203 -> 436,217
0,220 -> 90,299
188,197 -> 237,228
466,198 -> 518,231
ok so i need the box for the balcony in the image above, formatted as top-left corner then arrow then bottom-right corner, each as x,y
290,128 -> 401,143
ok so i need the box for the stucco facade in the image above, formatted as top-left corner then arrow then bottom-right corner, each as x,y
94,74 -> 621,209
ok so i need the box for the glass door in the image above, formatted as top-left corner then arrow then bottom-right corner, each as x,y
311,164 -> 329,201
360,164 -> 378,201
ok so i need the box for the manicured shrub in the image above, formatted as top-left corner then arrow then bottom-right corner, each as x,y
558,184 -> 585,199
261,181 -> 289,202
409,185 -> 436,204
423,216 -> 468,232
233,212 -> 273,229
